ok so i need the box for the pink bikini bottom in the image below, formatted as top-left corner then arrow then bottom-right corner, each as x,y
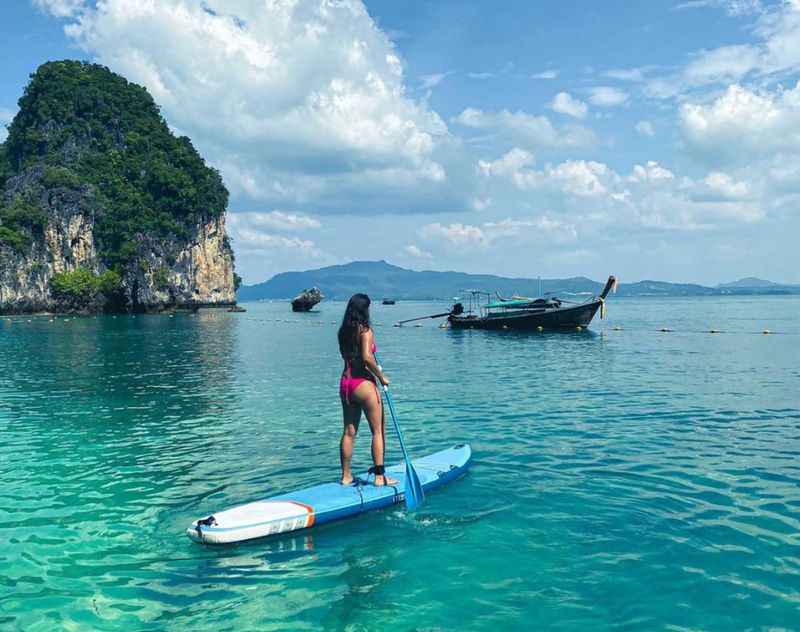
339,375 -> 377,405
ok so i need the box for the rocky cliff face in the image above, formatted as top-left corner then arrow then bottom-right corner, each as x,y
0,168 -> 234,313
0,61 -> 236,314
123,214 -> 235,312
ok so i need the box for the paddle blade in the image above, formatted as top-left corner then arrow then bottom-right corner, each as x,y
404,462 -> 425,510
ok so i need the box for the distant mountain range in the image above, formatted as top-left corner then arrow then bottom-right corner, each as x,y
237,260 -> 800,302
716,277 -> 779,288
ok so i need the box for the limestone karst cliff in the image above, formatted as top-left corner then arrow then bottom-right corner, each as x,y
0,61 -> 236,313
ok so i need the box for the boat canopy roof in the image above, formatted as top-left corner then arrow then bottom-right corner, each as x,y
485,298 -> 538,309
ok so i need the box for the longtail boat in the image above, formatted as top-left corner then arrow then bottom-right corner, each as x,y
397,275 -> 617,331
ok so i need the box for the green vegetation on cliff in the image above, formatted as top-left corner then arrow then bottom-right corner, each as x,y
0,196 -> 48,253
50,268 -> 122,302
0,60 -> 228,269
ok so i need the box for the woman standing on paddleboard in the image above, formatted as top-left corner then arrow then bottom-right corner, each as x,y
338,294 -> 398,487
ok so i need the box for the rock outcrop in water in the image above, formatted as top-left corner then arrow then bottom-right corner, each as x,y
291,287 -> 324,312
0,61 -> 237,314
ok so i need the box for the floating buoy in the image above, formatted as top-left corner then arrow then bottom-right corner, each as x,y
393,323 -> 401,327
613,325 -> 623,331
502,325 -> 509,330
576,326 -> 582,332
709,329 -> 719,333
660,327 -> 672,332
763,329 -> 771,335
536,325 -> 544,332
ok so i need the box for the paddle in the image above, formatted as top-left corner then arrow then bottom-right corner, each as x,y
374,351 -> 424,510
396,302 -> 464,326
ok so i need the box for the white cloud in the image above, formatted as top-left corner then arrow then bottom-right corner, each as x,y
225,209 -> 330,262
680,82 -> 800,161
478,151 -> 619,197
419,215 -> 577,251
43,0 -> 460,215
420,72 -> 449,89
404,244 -> 432,259
684,44 -> 761,85
547,160 -> 618,197
453,107 -> 595,148
629,161 -> 675,184
229,227 -> 322,257
588,86 -> 629,107
549,92 -> 588,119
754,1 -> 800,75
695,171 -> 751,200
675,0 -> 763,17
0,107 -> 14,142
420,222 -> 488,247
478,147 -> 535,179
476,149 -> 765,230
468,72 -> 495,80
604,67 -> 647,82
229,211 -> 321,232
648,2 -> 800,98
531,70 -> 559,80
635,120 -> 655,137
33,0 -> 85,18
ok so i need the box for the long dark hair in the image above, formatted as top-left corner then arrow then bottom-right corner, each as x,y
338,293 -> 371,362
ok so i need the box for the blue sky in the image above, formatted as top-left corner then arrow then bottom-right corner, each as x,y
3,0 -> 799,284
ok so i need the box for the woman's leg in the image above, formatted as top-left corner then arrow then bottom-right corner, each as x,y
352,381 -> 398,486
340,400 -> 361,485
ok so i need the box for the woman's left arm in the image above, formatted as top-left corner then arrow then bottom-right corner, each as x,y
361,329 -> 389,386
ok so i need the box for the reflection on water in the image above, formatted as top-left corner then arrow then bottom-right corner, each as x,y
1,297 -> 799,630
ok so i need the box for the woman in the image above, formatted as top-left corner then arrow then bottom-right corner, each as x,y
338,293 -> 398,487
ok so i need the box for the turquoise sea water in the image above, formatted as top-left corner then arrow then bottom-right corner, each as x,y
1,297 -> 799,630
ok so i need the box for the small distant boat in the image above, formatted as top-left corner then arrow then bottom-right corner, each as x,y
398,276 -> 617,331
291,287 -> 323,312
382,299 -> 396,305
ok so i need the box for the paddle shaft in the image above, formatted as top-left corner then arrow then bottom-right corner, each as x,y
381,382 -> 412,467
374,352 -> 424,508
373,353 -> 412,467
396,311 -> 452,325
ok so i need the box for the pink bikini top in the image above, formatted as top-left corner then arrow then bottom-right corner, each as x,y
342,338 -> 377,380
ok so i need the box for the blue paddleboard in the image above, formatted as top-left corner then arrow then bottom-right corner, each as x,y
187,444 -> 471,544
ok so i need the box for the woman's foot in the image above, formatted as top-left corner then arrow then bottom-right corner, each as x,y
374,474 -> 398,486
340,475 -> 354,486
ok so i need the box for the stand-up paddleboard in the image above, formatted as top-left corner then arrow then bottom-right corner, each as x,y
187,444 -> 471,544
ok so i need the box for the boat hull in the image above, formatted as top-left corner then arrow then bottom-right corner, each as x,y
448,299 -> 602,330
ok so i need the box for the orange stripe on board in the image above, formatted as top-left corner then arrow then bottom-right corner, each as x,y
289,501 -> 315,528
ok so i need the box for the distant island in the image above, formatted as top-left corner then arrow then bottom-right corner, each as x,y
238,260 -> 800,301
0,60 -> 238,314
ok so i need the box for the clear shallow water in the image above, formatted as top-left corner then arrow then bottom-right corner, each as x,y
1,297 -> 799,631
